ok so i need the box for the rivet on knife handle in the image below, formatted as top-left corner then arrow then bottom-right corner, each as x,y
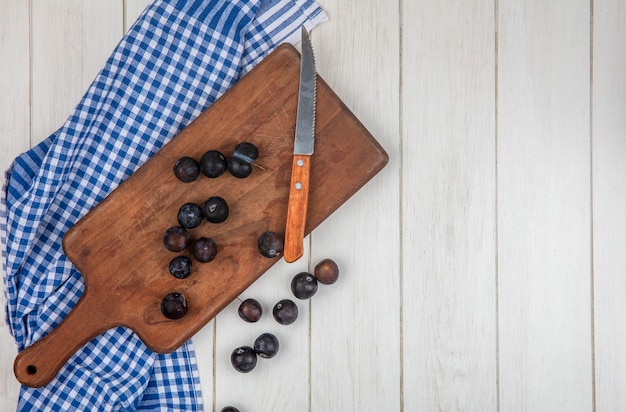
284,154 -> 311,262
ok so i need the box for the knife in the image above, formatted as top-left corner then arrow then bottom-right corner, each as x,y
284,26 -> 316,263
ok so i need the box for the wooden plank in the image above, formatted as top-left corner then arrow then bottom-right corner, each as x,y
401,0 -> 498,410
310,1 -> 401,411
0,1 -> 31,174
497,0 -> 593,409
0,2 -> 31,410
0,0 -> 123,396
124,0 -> 151,32
31,0 -> 122,144
1,0 -> 123,405
592,1 -> 626,410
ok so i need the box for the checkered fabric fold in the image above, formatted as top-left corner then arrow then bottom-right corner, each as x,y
1,0 -> 326,410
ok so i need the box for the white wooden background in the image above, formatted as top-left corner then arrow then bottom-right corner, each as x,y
1,0 -> 625,411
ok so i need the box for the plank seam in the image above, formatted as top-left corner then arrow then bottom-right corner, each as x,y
28,0 -> 33,148
212,320 -> 217,412
398,0 -> 405,410
494,0 -> 501,411
122,0 -> 128,34
589,0 -> 597,410
307,234 -> 312,412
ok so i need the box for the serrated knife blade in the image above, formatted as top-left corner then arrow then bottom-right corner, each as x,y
284,27 -> 316,263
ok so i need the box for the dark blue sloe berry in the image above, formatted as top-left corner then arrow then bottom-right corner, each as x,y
228,142 -> 259,178
163,226 -> 189,252
169,256 -> 192,279
161,292 -> 188,319
291,272 -> 318,300
273,299 -> 298,325
177,203 -> 203,229
192,237 -> 217,263
173,157 -> 199,183
228,157 -> 252,179
257,231 -> 284,258
238,298 -> 262,323
233,142 -> 259,162
203,196 -> 229,223
200,150 -> 227,178
254,333 -> 279,359
231,346 -> 257,373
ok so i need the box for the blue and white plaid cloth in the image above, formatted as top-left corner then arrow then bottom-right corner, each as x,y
1,0 -> 326,410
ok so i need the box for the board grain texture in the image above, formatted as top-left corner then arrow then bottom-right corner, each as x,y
12,43 -> 388,388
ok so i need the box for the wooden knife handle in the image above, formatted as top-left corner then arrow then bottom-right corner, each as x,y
284,154 -> 311,263
13,294 -> 111,387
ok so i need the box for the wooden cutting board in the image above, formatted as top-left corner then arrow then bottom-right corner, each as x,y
13,43 -> 388,387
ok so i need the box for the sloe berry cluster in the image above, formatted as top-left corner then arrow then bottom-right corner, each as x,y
159,143 -> 286,321
230,332 -> 280,373
172,142 -> 260,182
229,258 -> 340,378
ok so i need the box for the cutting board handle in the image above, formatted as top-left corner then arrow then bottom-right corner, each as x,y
13,294 -> 110,387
